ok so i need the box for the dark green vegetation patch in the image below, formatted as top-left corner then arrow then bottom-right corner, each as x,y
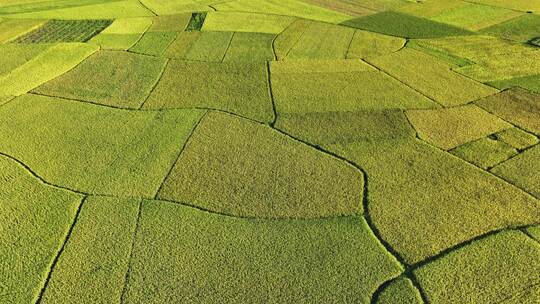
12,19 -> 112,43
185,12 -> 207,31
481,13 -> 540,43
341,11 -> 473,38
157,111 -> 364,218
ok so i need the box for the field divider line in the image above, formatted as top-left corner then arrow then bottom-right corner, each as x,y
405,223 -> 540,273
521,228 -> 540,246
220,32 -> 235,63
126,19 -> 154,52
35,196 -> 88,304
139,58 -> 170,109
0,151 -> 85,196
137,0 -> 157,16
152,111 -> 208,200
369,274 -> 428,304
271,18 -> 299,61
266,61 -> 278,127
343,28 -> 356,59
119,199 -> 143,303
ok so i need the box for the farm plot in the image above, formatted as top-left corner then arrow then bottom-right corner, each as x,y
1,1 -> 540,303
270,59 -> 438,113
33,50 -> 167,108
212,0 -> 352,24
0,94 -> 204,197
366,48 -> 499,106
12,19 -> 112,43
0,42 -> 98,96
274,20 -> 355,60
491,145 -> 540,198
275,110 -> 416,145
488,74 -> 540,94
481,13 -> 540,43
475,88 -> 540,135
123,200 -> 402,303
341,11 -> 473,38
414,230 -> 540,303
2,0 -> 154,19
39,196 -> 140,303
327,139 -> 540,264
88,17 -> 151,50
202,11 -> 296,34
0,18 -> 45,42
156,111 -> 364,218
405,104 -> 512,150
143,60 -> 273,122
0,154 -> 83,304
129,14 -> 191,56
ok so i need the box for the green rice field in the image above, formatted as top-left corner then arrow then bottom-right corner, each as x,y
0,0 -> 539,303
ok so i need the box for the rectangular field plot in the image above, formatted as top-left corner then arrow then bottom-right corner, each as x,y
165,31 -> 233,62
12,19 -> 112,43
223,32 -> 275,62
121,200 -> 401,303
271,60 -> 438,114
0,43 -> 98,96
275,110 -> 416,145
39,196 -> 140,303
148,14 -> 191,32
202,11 -> 296,34
129,31 -> 178,56
366,48 -> 499,106
429,2 -> 522,31
3,0 -> 154,19
274,20 -> 355,60
212,0 -> 352,24
33,50 -> 167,108
144,61 -> 273,123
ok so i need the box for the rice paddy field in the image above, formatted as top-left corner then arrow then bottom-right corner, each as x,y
0,0 -> 539,303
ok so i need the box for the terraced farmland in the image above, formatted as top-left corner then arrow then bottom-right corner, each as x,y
0,0 -> 539,303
